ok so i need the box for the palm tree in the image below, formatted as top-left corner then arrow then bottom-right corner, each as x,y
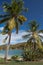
23,20 -> 43,51
0,0 -> 28,61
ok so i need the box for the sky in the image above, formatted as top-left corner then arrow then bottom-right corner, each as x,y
0,0 -> 43,45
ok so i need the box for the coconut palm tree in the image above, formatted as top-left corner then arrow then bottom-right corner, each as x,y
0,0 -> 28,61
23,20 -> 43,51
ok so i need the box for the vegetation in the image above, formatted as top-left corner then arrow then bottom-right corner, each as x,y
23,21 -> 43,50
0,0 -> 27,61
22,44 -> 43,61
0,42 -> 43,50
0,59 -> 43,65
0,42 -> 32,50
11,55 -> 23,61
11,55 -> 19,60
22,21 -> 43,61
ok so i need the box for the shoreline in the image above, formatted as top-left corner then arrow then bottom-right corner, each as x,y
0,54 -> 11,59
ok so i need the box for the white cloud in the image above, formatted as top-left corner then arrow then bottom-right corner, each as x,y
38,33 -> 43,36
0,27 -> 4,31
10,30 -> 29,44
0,27 -> 43,45
0,30 -> 29,45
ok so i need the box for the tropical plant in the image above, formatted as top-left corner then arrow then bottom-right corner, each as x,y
11,55 -> 19,60
22,47 -> 43,61
11,55 -> 23,61
0,0 -> 28,61
22,20 -> 43,61
23,20 -> 43,51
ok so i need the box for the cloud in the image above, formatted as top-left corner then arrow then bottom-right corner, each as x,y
0,27 -> 43,45
0,30 -> 29,45
10,30 -> 29,44
0,34 -> 8,45
0,27 -> 3,31
38,33 -> 43,36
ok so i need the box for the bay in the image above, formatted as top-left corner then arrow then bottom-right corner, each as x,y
0,49 -> 23,58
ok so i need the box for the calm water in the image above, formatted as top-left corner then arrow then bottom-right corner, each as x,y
0,49 -> 23,56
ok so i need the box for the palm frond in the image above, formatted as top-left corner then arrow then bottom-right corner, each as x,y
22,34 -> 31,39
29,20 -> 39,32
0,14 -> 10,18
3,2 -> 11,13
3,36 -> 8,43
23,8 -> 28,12
18,18 -> 23,25
18,15 -> 27,22
39,35 -> 43,39
27,36 -> 34,43
2,24 -> 10,35
8,17 -> 16,31
0,17 -> 11,24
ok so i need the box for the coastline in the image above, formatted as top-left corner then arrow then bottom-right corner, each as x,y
0,54 -> 11,59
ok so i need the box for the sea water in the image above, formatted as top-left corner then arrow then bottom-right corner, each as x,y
0,49 -> 23,58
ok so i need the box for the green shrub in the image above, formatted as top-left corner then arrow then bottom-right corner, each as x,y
11,55 -> 19,60
22,47 -> 43,61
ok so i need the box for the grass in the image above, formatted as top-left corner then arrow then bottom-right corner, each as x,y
5,61 -> 43,65
0,61 -> 43,65
0,59 -> 43,65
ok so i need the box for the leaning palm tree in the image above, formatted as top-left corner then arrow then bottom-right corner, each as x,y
23,20 -> 43,51
0,0 -> 28,61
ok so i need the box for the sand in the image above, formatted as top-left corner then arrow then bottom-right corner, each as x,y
0,54 -> 11,59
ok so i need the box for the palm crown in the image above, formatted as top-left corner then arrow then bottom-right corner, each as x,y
29,20 -> 39,32
0,0 -> 27,34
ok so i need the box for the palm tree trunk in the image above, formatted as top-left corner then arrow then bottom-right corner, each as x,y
4,32 -> 11,61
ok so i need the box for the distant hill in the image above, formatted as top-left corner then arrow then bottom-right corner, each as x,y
10,42 -> 27,49
0,42 -> 27,50
0,41 -> 43,50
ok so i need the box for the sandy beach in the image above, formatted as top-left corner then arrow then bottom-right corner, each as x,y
0,54 -> 11,59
